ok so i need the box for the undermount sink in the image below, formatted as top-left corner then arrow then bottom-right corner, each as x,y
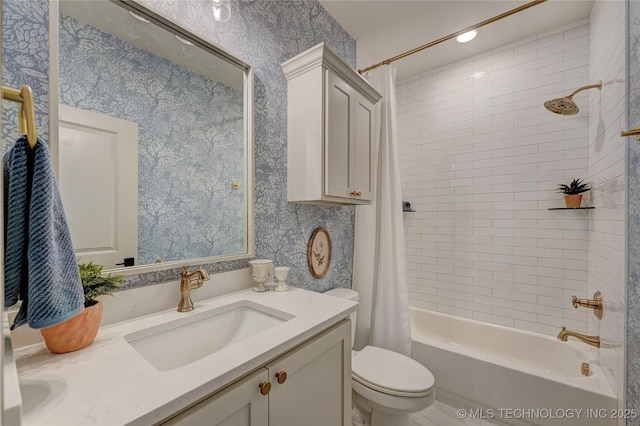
124,301 -> 293,371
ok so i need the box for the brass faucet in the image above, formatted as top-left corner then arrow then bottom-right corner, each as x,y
557,326 -> 600,348
178,265 -> 210,312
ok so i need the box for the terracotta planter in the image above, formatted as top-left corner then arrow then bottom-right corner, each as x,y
563,194 -> 583,208
40,300 -> 103,354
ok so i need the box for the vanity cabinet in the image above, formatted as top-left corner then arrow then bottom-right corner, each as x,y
161,369 -> 269,426
161,320 -> 351,426
267,319 -> 351,425
282,43 -> 382,205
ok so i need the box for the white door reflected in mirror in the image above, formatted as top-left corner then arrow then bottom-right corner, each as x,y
58,105 -> 139,268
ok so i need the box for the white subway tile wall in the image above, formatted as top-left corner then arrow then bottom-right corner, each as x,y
397,20 -> 592,335
588,0 -> 626,413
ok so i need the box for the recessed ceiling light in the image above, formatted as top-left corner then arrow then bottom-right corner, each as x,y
456,30 -> 477,43
129,11 -> 150,23
175,35 -> 194,46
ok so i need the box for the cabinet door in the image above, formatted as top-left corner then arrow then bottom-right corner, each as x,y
325,71 -> 374,203
161,369 -> 269,426
267,320 -> 351,426
352,94 -> 374,201
325,71 -> 353,200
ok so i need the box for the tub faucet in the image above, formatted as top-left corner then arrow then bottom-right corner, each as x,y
557,326 -> 600,348
178,265 -> 210,312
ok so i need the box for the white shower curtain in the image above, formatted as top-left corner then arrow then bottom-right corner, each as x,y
369,65 -> 412,356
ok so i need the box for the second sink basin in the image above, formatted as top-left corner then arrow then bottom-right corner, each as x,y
124,300 -> 293,371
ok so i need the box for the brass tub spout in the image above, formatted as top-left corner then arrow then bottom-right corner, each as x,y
557,326 -> 600,348
178,265 -> 210,312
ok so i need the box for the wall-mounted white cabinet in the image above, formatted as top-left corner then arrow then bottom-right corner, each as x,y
161,320 -> 351,426
282,43 -> 382,205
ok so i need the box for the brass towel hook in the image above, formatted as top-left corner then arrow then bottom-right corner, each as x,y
621,125 -> 640,140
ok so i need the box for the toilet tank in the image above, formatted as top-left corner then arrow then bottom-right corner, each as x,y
324,288 -> 359,349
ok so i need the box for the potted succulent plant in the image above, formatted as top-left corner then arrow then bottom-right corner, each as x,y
557,178 -> 591,208
40,261 -> 123,354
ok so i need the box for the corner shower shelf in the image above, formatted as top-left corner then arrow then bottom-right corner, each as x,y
547,207 -> 595,210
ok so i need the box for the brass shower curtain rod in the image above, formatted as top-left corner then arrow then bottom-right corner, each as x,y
358,0 -> 548,75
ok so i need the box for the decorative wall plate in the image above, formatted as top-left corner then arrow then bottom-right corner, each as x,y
307,227 -> 332,278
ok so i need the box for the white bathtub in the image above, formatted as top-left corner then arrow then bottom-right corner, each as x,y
410,307 -> 617,426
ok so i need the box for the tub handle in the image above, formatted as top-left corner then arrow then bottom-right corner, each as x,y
571,291 -> 603,319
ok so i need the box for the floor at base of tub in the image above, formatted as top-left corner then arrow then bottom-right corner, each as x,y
411,400 -> 504,426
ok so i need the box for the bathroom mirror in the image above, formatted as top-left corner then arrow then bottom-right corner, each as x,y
56,0 -> 254,274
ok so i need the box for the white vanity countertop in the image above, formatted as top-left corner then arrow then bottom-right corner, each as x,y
14,287 -> 357,426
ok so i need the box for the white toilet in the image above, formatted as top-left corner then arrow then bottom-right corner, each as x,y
325,288 -> 435,426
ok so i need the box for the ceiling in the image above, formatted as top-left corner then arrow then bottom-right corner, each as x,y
318,0 -> 595,81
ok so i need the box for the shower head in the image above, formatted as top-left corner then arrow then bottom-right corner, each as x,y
543,81 -> 602,115
544,97 -> 579,115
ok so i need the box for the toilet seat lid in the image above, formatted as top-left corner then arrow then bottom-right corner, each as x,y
352,346 -> 435,397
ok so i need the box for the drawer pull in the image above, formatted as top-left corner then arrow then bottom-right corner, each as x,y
259,381 -> 271,395
350,191 -> 362,197
275,371 -> 287,384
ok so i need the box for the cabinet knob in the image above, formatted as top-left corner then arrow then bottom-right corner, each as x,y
259,381 -> 271,395
350,191 -> 362,197
275,371 -> 287,384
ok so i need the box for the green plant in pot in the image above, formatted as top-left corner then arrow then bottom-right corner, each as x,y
40,261 -> 123,354
79,261 -> 123,307
557,178 -> 591,208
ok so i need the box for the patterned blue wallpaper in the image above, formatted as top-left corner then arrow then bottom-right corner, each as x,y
2,0 -> 49,150
58,14 -> 246,265
627,0 -> 640,420
136,0 -> 357,292
3,0 -> 357,292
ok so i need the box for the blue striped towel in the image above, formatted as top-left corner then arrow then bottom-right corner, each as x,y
4,136 -> 84,330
